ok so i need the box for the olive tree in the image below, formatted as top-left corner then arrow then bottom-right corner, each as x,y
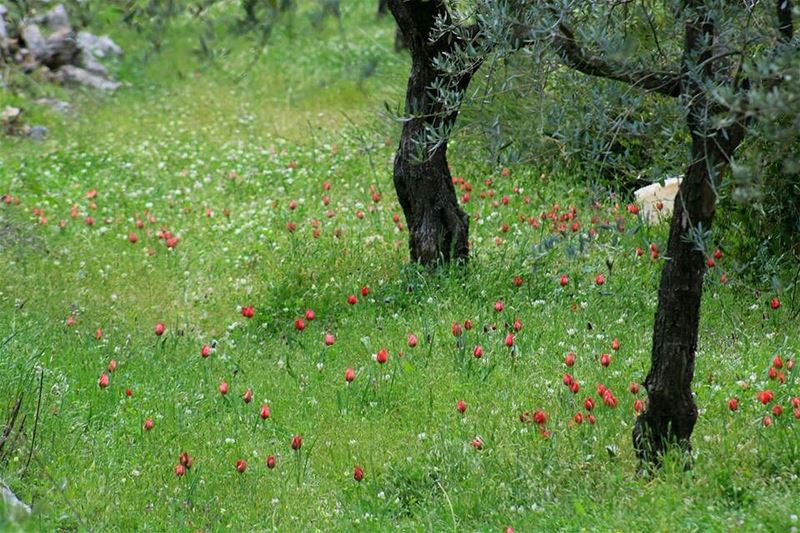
392,0 -> 796,466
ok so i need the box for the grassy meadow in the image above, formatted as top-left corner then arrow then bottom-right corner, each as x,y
1,3 -> 798,531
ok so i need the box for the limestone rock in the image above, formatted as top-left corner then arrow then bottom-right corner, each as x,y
1,480 -> 31,520
77,31 -> 122,58
28,125 -> 48,140
21,24 -> 46,58
634,177 -> 682,225
41,4 -> 72,33
54,64 -> 120,91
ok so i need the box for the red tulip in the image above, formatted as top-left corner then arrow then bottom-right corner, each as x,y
143,418 -> 154,431
456,400 -> 467,414
175,464 -> 186,477
611,339 -> 620,351
179,452 -> 192,468
559,275 -> 568,287
353,465 -> 364,482
452,323 -> 463,337
584,397 -> 595,411
595,274 -> 605,286
201,344 -> 212,358
243,388 -> 253,404
219,381 -> 229,395
361,286 -> 370,297
757,390 -> 774,405
770,298 -> 780,310
376,348 -> 388,364
96,328 -> 103,340
347,295 -> 357,305
504,333 -> 514,347
600,354 -> 611,367
266,455 -> 276,469
573,412 -> 584,424
633,399 -> 644,413
587,414 -> 597,425
291,435 -> 303,450
629,382 -> 640,394
772,355 -> 783,369
728,398 -> 738,411
236,460 -> 247,473
154,322 -> 165,336
125,388 -> 133,397
344,367 -> 356,382
512,318 -> 522,332
241,306 -> 255,318
305,309 -> 316,321
494,300 -> 504,312
532,410 -> 546,425
513,276 -> 523,287
407,334 -> 418,348
128,233 -> 138,244
564,352 -> 575,366
791,397 -> 800,409
107,360 -> 117,373
602,390 -> 618,408
463,319 -> 473,331
260,404 -> 271,420
473,345 -> 483,358
772,404 -> 783,417
570,381 -> 580,394
324,333 -> 335,346
763,415 -> 773,427
294,318 -> 305,331
98,373 -> 109,388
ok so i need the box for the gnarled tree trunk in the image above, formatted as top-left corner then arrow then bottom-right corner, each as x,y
632,132 -> 742,466
632,4 -> 747,466
388,0 -> 477,264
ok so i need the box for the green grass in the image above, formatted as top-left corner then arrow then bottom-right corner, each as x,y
1,3 -> 799,532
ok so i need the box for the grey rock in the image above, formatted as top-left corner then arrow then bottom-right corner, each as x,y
1,480 -> 31,520
0,5 -> 8,51
77,31 -> 122,58
28,125 -> 48,140
21,24 -> 46,59
77,50 -> 107,76
43,4 -> 72,33
54,65 -> 119,91
41,28 -> 78,67
0,105 -> 21,125
35,98 -> 72,113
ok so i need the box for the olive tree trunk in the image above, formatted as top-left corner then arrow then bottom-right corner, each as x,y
388,0 -> 477,264
632,5 -> 747,466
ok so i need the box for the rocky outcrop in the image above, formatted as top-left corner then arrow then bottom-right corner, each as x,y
1,479 -> 31,521
2,3 -> 123,91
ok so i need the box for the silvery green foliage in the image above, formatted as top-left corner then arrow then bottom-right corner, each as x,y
421,1 -> 796,189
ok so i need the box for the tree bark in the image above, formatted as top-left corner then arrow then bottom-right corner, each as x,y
632,4 -> 746,467
388,0 -> 477,264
